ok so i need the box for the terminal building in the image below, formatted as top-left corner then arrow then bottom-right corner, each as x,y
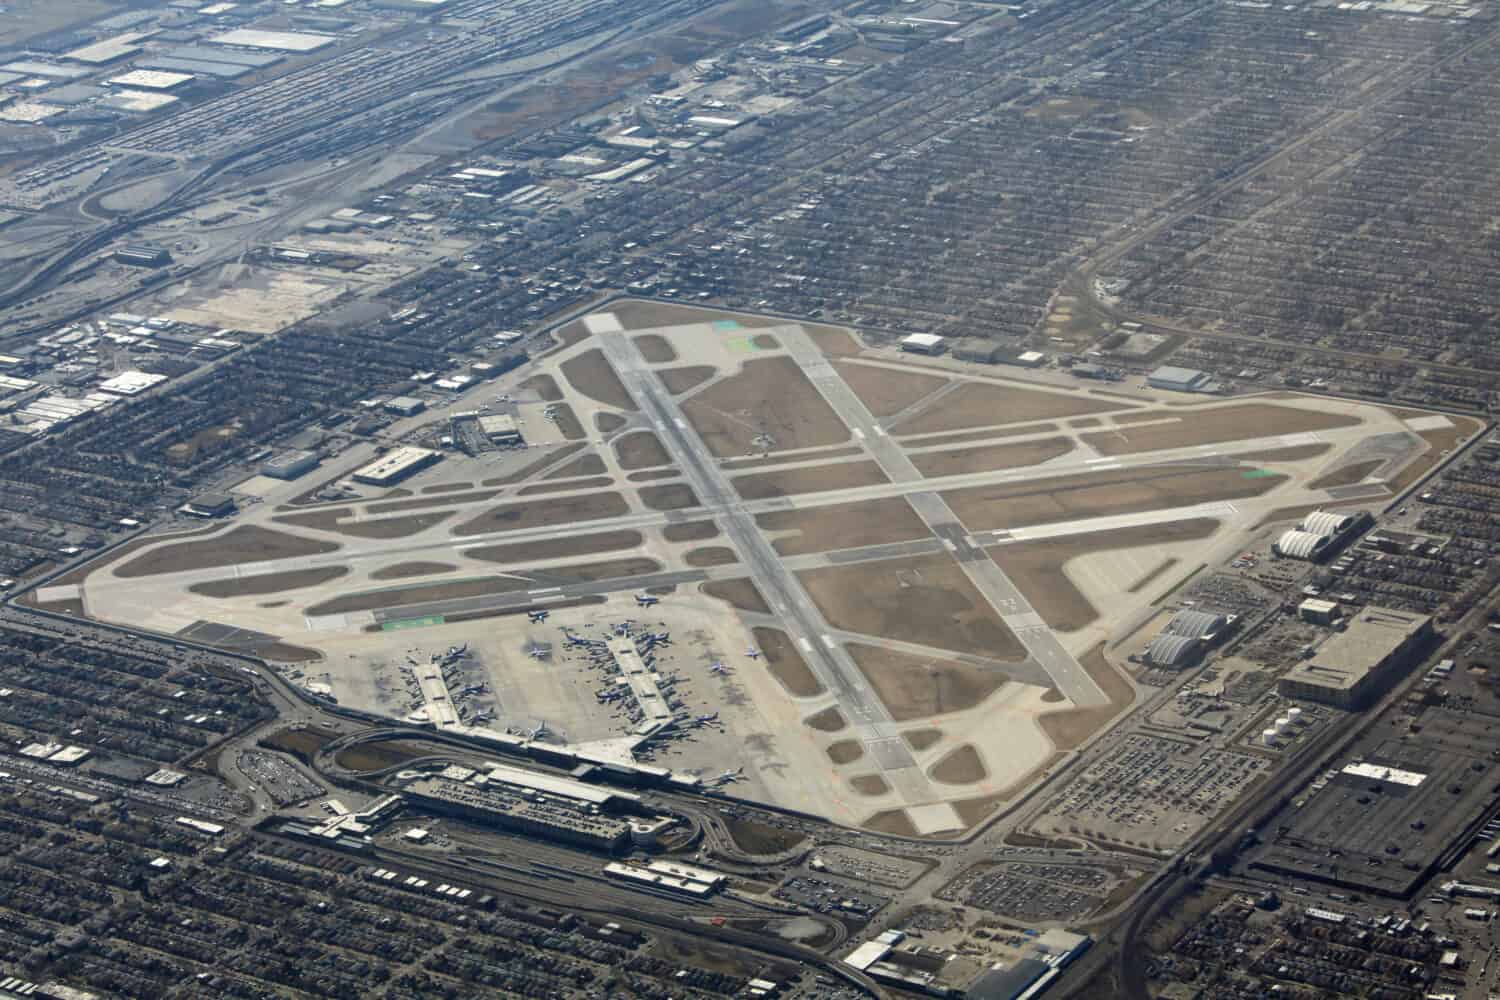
1278,607 -> 1435,708
398,762 -> 675,852
352,446 -> 441,486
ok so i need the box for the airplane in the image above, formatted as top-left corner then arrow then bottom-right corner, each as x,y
745,647 -> 761,660
709,661 -> 729,675
528,609 -> 550,623
713,767 -> 744,785
527,721 -> 549,740
635,594 -> 660,607
696,712 -> 719,724
449,644 -> 468,657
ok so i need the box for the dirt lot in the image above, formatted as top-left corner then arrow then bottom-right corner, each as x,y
521,374 -> 563,401
805,325 -> 862,357
990,519 -> 1219,631
552,403 -> 586,441
833,361 -> 949,417
685,546 -> 738,567
1082,403 -> 1362,456
802,555 -> 1027,660
827,740 -> 864,765
370,561 -> 458,581
596,412 -> 627,434
640,484 -> 699,511
891,382 -> 1130,435
721,446 -> 864,471
851,775 -> 891,797
756,497 -> 930,556
615,430 -> 671,470
701,578 -> 769,614
912,437 -> 1073,479
944,465 -> 1286,532
930,744 -> 987,784
276,510 -> 455,540
635,334 -> 678,363
422,482 -> 475,494
364,491 -> 498,515
904,728 -> 942,751
805,706 -> 847,732
661,365 -> 717,394
663,521 -> 718,542
561,348 -> 636,411
542,558 -> 660,583
452,492 -> 629,536
753,627 -> 823,697
519,477 -> 615,496
306,574 -> 534,615
116,526 -> 341,578
189,566 -> 349,598
899,423 -> 1057,448
847,643 -> 1014,722
683,356 -> 851,456
1037,644 -> 1134,750
609,300 -> 783,331
752,334 -> 780,350
1310,459 -> 1384,489
546,452 -> 608,479
731,461 -> 888,500
464,529 -> 643,564
628,469 -> 680,482
1387,417 -> 1484,493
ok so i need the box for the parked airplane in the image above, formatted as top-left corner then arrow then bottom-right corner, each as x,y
528,609 -> 550,623
745,647 -> 761,660
709,661 -> 729,675
526,721 -> 549,740
696,712 -> 719,724
635,594 -> 660,607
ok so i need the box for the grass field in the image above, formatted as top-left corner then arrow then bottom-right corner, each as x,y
370,561 -> 458,581
911,437 -> 1073,478
930,744 -> 987,784
1082,403 -> 1361,455
117,526 -> 340,578
685,546 -> 738,567
701,578 -> 770,614
615,431 -> 671,470
1037,644 -> 1134,750
661,365 -> 717,394
663,521 -> 718,542
189,566 -> 349,598
801,554 -> 1027,661
943,465 -> 1285,532
452,492 -> 629,536
756,498 -> 929,556
640,484 -> 699,511
683,356 -> 850,456
463,529 -> 643,564
561,348 -> 636,411
833,361 -> 948,417
847,643 -> 1013,722
635,333 -> 677,363
891,381 -> 1130,435
753,627 -> 823,696
731,461 -> 888,500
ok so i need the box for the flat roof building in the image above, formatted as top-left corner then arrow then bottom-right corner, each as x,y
262,449 -> 319,480
384,395 -> 426,417
352,446 -> 441,486
900,333 -> 945,355
1147,365 -> 1214,393
478,413 -> 522,445
1279,607 -> 1434,708
184,492 -> 236,517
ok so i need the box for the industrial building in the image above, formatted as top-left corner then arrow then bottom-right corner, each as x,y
1278,607 -> 1435,708
900,333 -> 946,355
261,449 -> 319,480
384,395 -> 426,417
352,446 -> 441,486
603,860 -> 725,898
1146,365 -> 1217,393
1299,598 -> 1340,625
113,244 -> 172,268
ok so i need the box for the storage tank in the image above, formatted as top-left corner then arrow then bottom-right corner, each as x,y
1274,716 -> 1292,735
1261,728 -> 1280,746
1286,707 -> 1306,727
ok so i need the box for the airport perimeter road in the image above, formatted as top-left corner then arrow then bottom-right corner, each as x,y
595,329 -> 941,804
780,329 -> 1110,708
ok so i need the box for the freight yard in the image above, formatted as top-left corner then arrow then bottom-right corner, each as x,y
0,0 -> 1499,996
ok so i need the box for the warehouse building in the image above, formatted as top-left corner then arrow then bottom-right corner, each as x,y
384,395 -> 426,417
1278,607 -> 1435,708
114,244 -> 172,268
1299,598 -> 1340,625
261,449 -> 319,480
183,492 -> 235,518
1146,365 -> 1216,393
478,413 -> 522,446
352,446 -> 441,486
900,333 -> 946,355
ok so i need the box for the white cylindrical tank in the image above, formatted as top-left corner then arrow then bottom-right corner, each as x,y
1262,728 -> 1280,746
1274,716 -> 1291,734
1286,707 -> 1306,726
